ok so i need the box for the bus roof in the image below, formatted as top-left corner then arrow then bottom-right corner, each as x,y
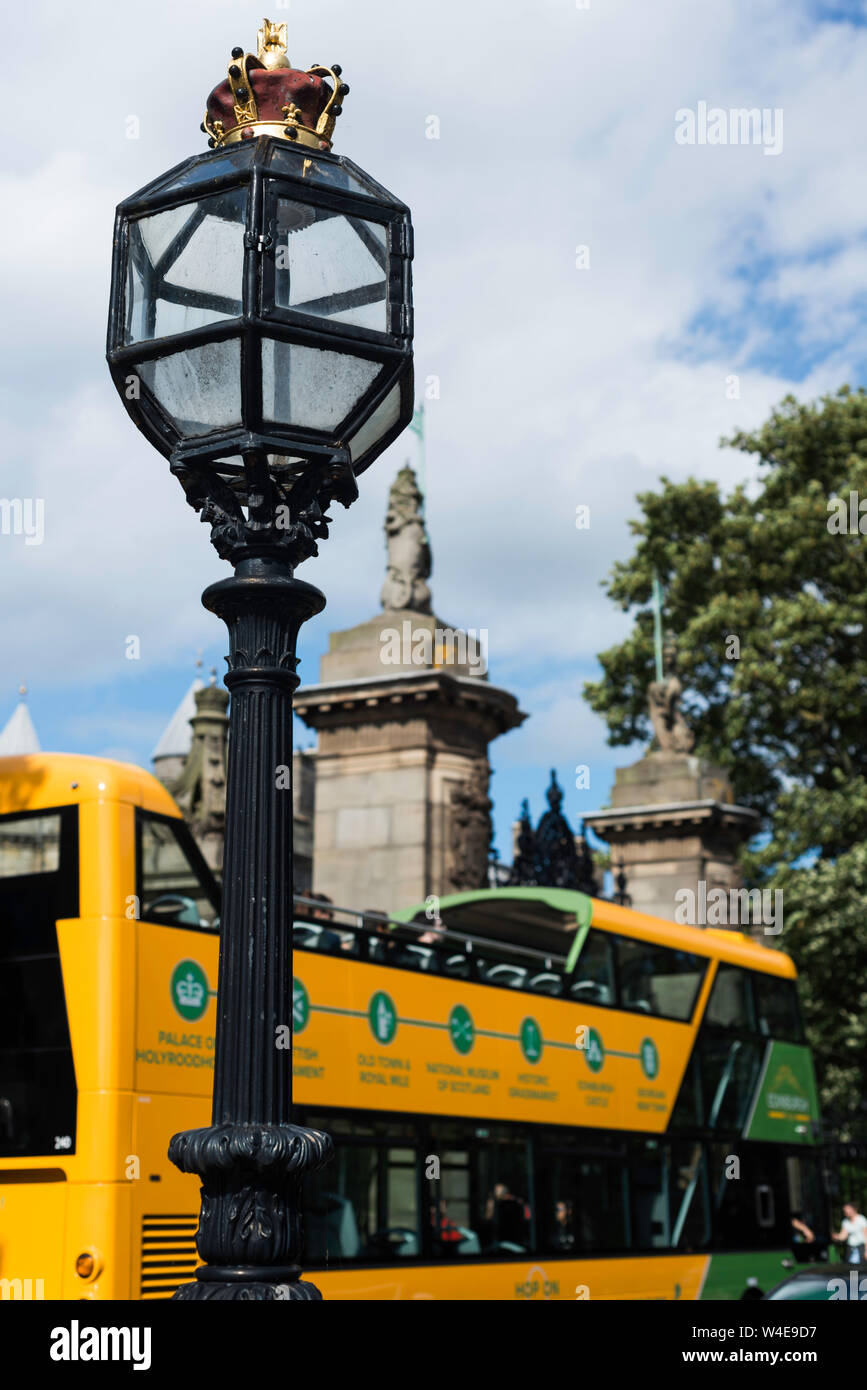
395,886 -> 796,980
0,753 -> 181,818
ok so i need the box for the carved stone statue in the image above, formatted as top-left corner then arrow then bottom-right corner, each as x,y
446,762 -> 493,892
380,465 -> 432,613
648,630 -> 695,754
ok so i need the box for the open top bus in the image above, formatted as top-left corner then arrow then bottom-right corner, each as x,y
0,754 -> 829,1300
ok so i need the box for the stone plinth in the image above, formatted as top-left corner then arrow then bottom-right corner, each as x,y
584,752 -> 758,923
295,612 -> 524,912
320,609 -> 487,683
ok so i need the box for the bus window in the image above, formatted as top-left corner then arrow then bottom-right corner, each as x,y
669,1051 -> 703,1130
573,1156 -> 628,1253
699,1035 -> 763,1132
302,1115 -> 420,1263
630,1139 -> 671,1249
615,937 -> 706,1021
478,1139 -> 533,1254
705,963 -> 755,1030
536,1131 -> 627,1255
670,1141 -> 710,1251
136,811 -> 220,929
569,930 -> 615,1006
0,807 -> 78,1158
426,1122 -> 534,1258
432,1147 -> 474,1254
0,812 -> 61,876
753,974 -> 803,1042
417,1124 -> 480,1257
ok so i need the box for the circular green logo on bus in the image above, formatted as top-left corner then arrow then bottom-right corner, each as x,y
293,979 -> 310,1034
171,960 -> 209,1021
583,1026 -> 605,1073
449,1004 -> 475,1055
368,991 -> 397,1045
640,1037 -> 659,1079
520,1017 -> 543,1064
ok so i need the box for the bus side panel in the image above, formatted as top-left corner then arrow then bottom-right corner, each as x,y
0,1172 -> 67,1300
290,952 -> 696,1131
58,918 -> 136,1107
131,1093 -> 207,1299
700,1250 -> 797,1300
312,1254 -> 708,1301
61,1181 -> 132,1300
130,922 -> 219,1298
134,922 -> 218,1098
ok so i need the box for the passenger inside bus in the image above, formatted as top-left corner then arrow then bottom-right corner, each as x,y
429,1198 -> 464,1247
482,1182 -> 531,1250
552,1199 -> 575,1251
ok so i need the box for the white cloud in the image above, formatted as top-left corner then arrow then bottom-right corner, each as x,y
2,0 -> 866,835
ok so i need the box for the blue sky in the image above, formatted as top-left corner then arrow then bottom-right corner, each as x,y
3,0 -> 867,875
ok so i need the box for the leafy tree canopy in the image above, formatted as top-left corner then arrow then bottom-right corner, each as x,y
584,387 -> 867,1136
776,843 -> 867,1138
584,385 -> 867,864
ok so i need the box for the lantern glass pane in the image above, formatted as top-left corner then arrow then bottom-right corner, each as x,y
136,339 -> 241,436
125,188 -> 245,344
274,201 -> 388,333
261,339 -> 380,431
347,383 -> 402,463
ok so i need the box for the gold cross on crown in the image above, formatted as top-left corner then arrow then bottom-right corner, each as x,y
257,18 -> 290,69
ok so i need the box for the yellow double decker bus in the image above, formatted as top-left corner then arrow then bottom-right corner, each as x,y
0,753 -> 828,1300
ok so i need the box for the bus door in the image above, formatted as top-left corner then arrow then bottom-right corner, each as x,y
708,1141 -> 788,1249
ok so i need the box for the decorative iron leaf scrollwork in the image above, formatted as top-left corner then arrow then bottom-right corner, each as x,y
169,1123 -> 333,1275
170,1121 -> 333,1178
170,451 -> 356,568
174,1278 -> 323,1301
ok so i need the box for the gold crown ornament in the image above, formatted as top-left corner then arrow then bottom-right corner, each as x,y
201,18 -> 349,151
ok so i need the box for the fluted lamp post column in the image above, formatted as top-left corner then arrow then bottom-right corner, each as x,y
105,18 -> 414,1299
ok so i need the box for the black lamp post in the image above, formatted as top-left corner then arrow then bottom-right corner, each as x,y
106,18 -> 413,1300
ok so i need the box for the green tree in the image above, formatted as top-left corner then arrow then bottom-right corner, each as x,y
775,841 -> 867,1139
584,386 -> 867,1138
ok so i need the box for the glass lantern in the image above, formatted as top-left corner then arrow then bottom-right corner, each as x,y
107,138 -> 413,503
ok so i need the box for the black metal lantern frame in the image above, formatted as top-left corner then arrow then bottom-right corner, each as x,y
107,137 -> 413,546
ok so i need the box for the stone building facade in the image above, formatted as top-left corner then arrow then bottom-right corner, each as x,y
149,467 -> 525,912
295,467 -> 525,912
584,751 -> 757,923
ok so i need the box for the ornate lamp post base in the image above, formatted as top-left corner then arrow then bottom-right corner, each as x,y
169,1123 -> 330,1300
